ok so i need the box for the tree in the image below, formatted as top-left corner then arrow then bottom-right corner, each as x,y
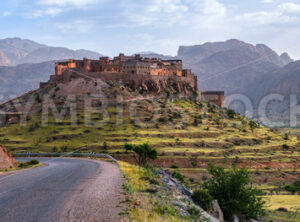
249,120 -> 259,133
192,189 -> 213,211
124,143 -> 134,152
227,109 -> 236,119
103,141 -> 108,152
203,164 -> 265,220
124,143 -> 157,166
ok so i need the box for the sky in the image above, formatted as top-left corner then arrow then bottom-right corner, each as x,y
1,0 -> 300,59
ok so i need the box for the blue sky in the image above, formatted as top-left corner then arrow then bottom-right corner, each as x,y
1,0 -> 300,58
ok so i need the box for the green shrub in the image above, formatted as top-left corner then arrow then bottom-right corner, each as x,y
34,93 -> 42,103
192,189 -> 213,211
29,159 -> 39,165
227,109 -> 236,118
203,164 -> 265,220
249,121 -> 259,133
191,161 -> 197,167
103,141 -> 108,151
187,206 -> 200,219
154,202 -> 176,216
241,120 -> 248,126
172,171 -> 184,183
282,144 -> 289,150
170,165 -> 179,169
124,143 -> 134,152
284,179 -> 300,194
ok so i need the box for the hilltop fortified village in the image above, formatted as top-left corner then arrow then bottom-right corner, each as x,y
52,53 -> 197,90
51,54 -> 224,107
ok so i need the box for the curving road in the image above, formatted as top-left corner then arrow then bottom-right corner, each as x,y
0,158 -> 124,222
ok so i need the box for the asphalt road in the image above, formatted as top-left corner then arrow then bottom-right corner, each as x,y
0,158 -> 123,222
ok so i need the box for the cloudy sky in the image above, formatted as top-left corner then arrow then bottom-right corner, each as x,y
1,0 -> 300,58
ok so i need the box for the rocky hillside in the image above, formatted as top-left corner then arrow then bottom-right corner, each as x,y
0,37 -> 102,66
0,146 -> 17,169
0,70 -> 196,115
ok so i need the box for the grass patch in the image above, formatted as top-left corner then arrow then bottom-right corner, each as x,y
118,161 -> 193,222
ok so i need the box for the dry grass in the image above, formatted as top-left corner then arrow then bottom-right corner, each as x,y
263,195 -> 300,211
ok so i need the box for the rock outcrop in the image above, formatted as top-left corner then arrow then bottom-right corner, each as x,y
0,146 -> 17,169
158,168 -> 220,222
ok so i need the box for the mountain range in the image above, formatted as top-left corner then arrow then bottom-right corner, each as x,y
0,37 -> 102,66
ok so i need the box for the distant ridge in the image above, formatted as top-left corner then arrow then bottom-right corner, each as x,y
0,37 -> 103,66
177,39 -> 293,93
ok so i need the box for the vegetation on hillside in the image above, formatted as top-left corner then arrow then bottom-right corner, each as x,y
202,164 -> 265,220
0,88 -> 299,220
119,161 -> 195,222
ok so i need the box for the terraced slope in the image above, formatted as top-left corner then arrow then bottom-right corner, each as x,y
0,98 -> 299,190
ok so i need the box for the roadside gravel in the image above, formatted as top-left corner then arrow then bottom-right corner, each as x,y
62,160 -> 125,222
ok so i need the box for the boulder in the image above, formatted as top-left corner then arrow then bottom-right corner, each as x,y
233,215 -> 239,222
212,200 -> 224,222
277,207 -> 288,212
7,116 -> 19,125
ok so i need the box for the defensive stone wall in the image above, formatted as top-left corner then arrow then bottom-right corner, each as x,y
200,91 -> 225,107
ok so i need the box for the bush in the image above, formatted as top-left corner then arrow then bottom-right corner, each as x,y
191,161 -> 197,167
124,143 -> 134,152
170,165 -> 179,169
187,206 -> 200,219
249,120 -> 259,132
19,159 -> 40,168
192,189 -> 213,211
172,171 -> 184,183
103,142 -> 108,151
227,109 -> 236,119
284,179 -> 300,194
203,164 -> 265,220
34,93 -> 42,103
282,144 -> 289,150
29,159 -> 39,165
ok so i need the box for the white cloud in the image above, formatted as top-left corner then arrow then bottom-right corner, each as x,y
38,0 -> 99,6
56,20 -> 95,33
278,2 -> 300,13
236,11 -> 297,25
2,11 -> 12,16
236,2 -> 300,26
119,0 -> 227,28
262,0 -> 274,3
202,0 -> 226,16
25,8 -> 63,18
